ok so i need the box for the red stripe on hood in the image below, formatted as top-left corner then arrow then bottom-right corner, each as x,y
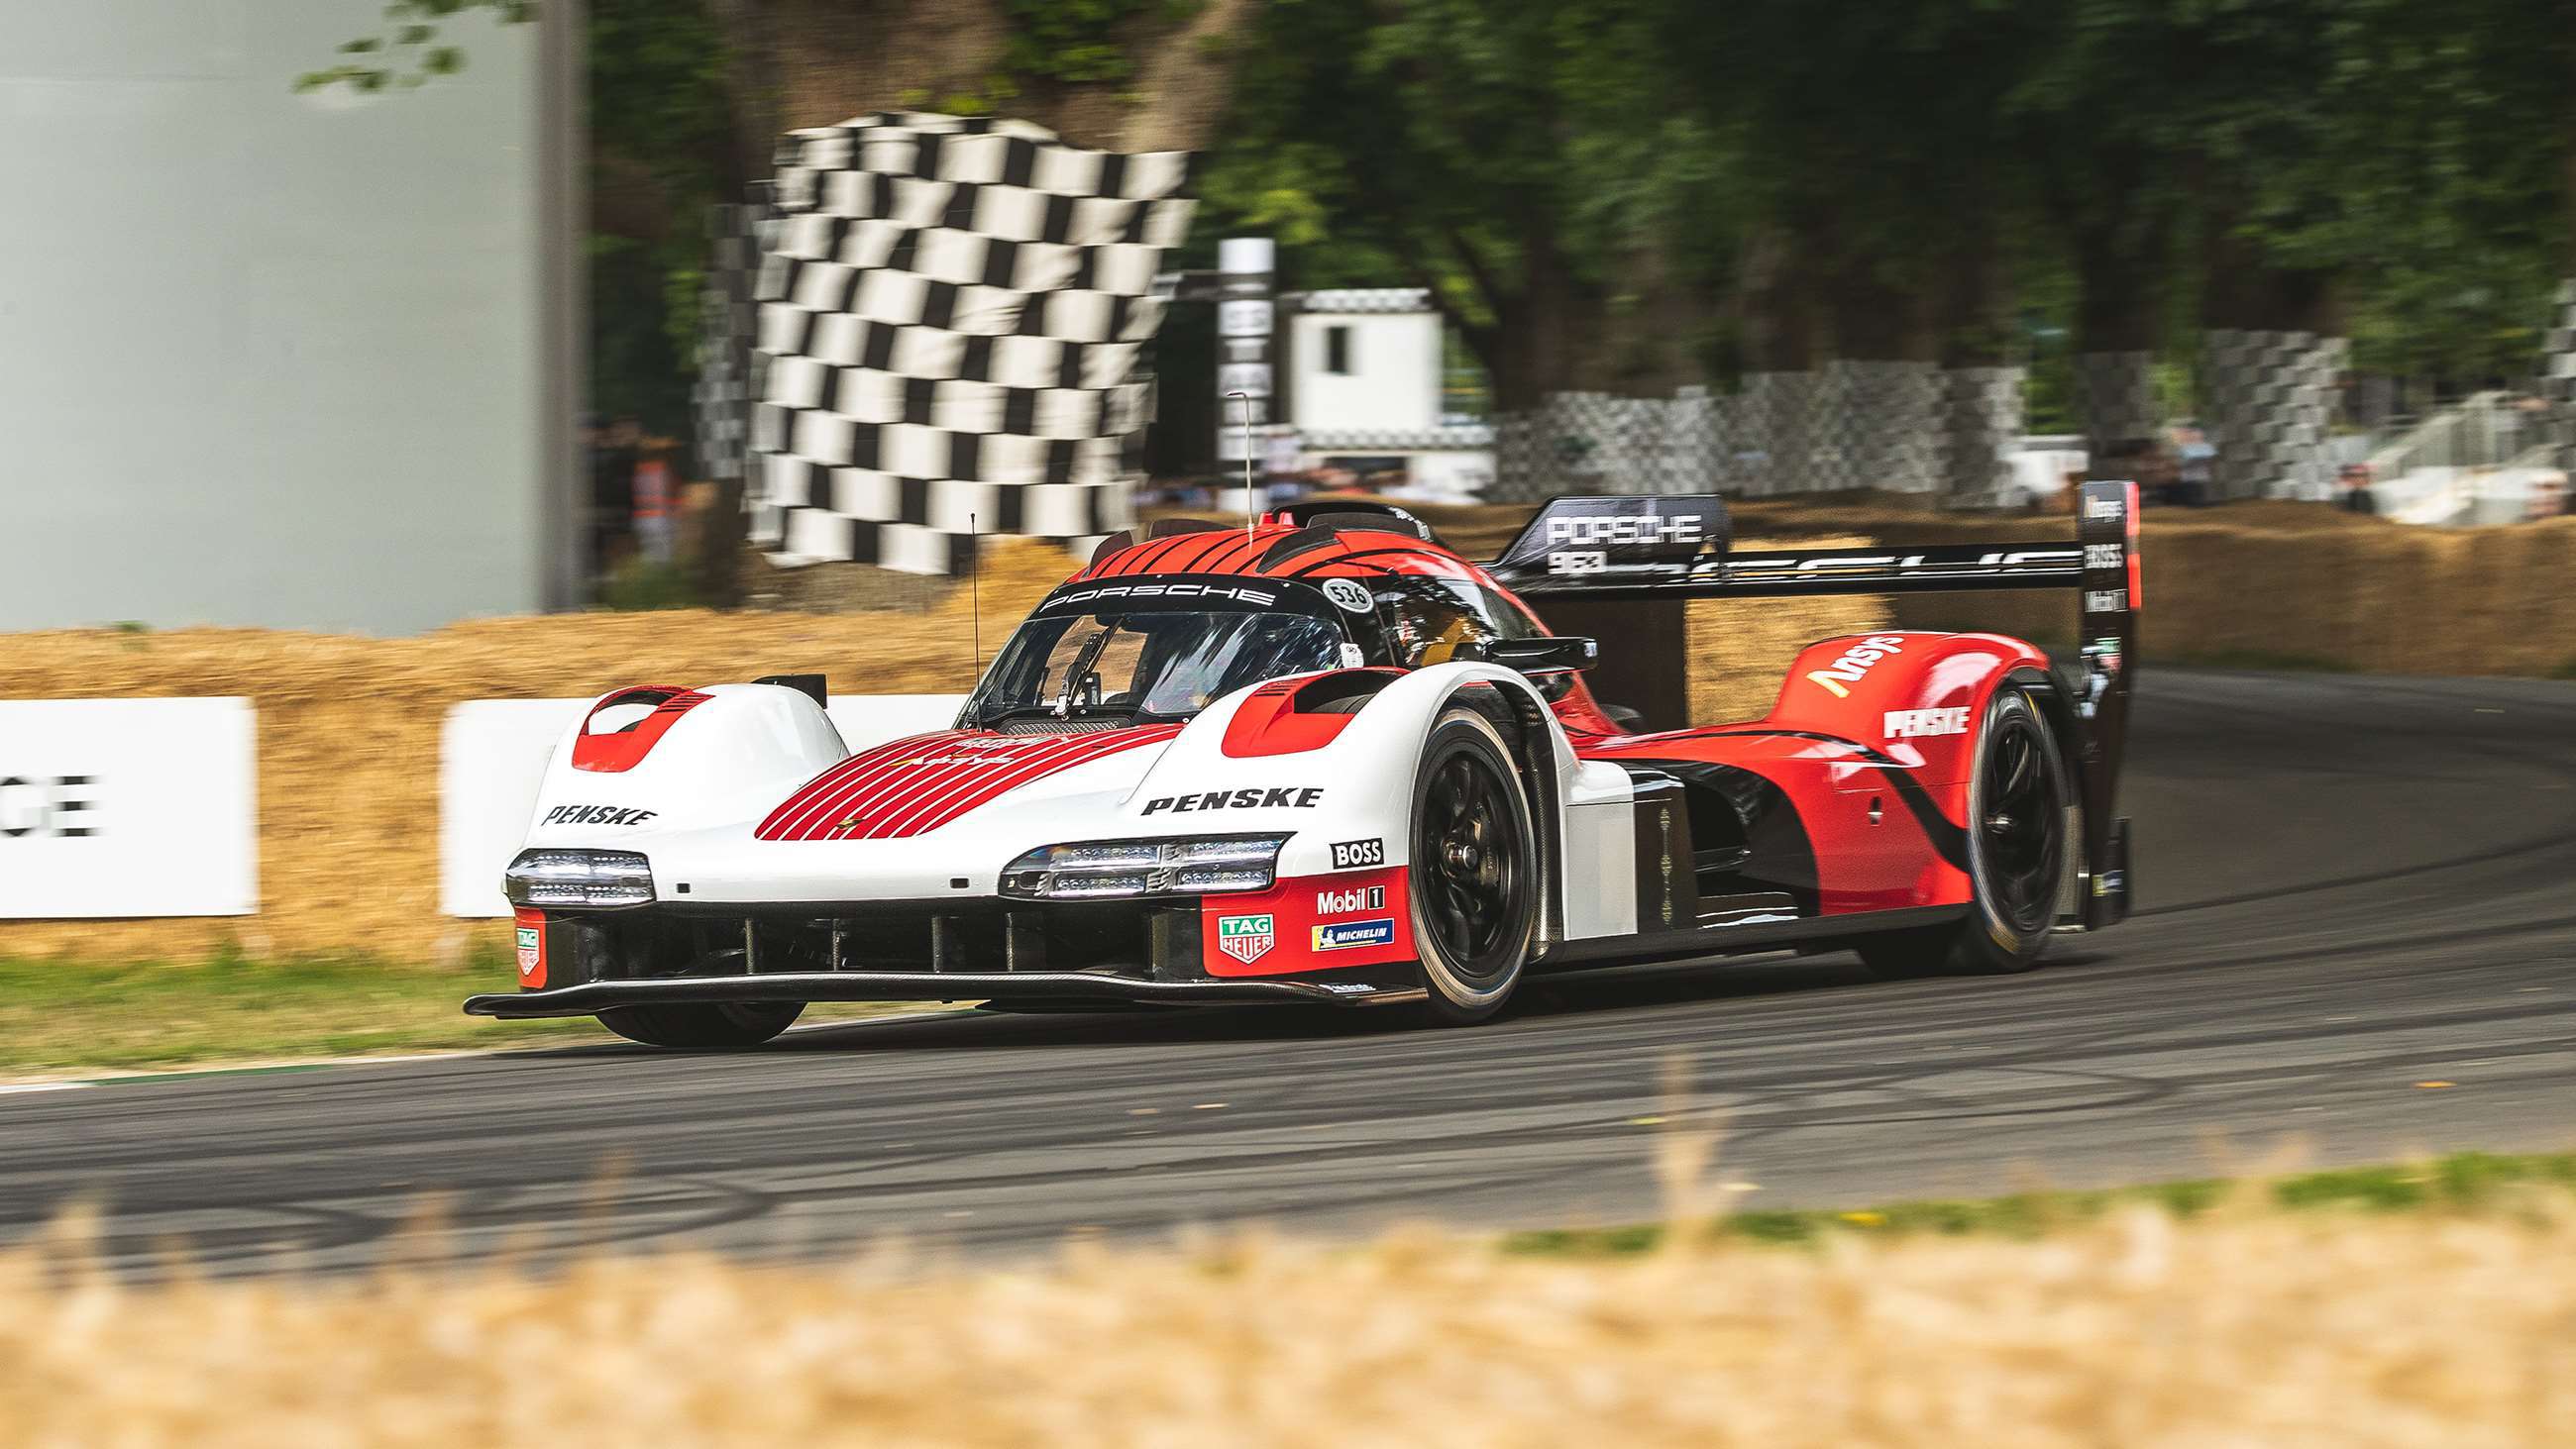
756,724 -> 1183,841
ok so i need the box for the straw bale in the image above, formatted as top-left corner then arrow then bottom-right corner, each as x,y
3,1198 -> 2572,1446
0,542 -> 1076,963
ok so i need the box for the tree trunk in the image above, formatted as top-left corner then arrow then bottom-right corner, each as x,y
2200,229 -> 2347,500
1722,223 -> 1828,495
1816,237 -> 1940,494
718,0 -> 1250,152
2070,221 -> 2165,471
1936,237 -> 2021,502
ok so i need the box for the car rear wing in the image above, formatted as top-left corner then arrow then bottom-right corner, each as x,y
1489,483 -> 2140,927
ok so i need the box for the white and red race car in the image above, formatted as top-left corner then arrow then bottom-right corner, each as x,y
467,488 -> 2138,1048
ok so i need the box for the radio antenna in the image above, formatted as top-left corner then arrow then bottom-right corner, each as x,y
1226,390 -> 1254,537
968,510 -> 982,680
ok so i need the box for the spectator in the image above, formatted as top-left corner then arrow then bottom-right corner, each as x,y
2171,423 -> 2215,506
590,415 -> 642,575
632,438 -> 679,566
2336,463 -> 2377,514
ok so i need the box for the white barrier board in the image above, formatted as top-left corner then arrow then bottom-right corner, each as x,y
439,693 -> 970,918
0,699 -> 258,917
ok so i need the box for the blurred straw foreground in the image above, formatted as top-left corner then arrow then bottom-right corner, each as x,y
5,1190 -> 2573,1448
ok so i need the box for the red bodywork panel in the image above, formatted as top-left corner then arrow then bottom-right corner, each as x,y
757,724 -> 1183,841
572,686 -> 712,773
1569,632 -> 2047,918
1220,674 -> 1391,757
1200,866 -> 1412,977
513,908 -> 548,988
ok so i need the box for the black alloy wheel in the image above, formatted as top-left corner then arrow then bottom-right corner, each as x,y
1975,706 -> 2065,941
1408,707 -> 1539,1023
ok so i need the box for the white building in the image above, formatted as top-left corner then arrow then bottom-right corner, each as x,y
0,2 -> 580,634
1284,289 -> 1493,501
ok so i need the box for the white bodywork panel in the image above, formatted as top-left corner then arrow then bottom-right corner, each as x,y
520,667 -> 1642,943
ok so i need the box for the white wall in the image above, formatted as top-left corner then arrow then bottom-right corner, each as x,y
1289,312 -> 1443,434
0,2 -> 555,634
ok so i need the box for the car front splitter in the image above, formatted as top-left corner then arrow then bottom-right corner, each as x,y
464,970 -> 1423,1018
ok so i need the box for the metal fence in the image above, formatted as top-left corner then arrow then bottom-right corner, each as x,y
1489,365 -> 2028,503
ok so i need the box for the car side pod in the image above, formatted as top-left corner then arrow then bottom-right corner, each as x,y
1490,480 -> 2143,935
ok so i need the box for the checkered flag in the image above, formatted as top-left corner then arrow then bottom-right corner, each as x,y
2543,277 -> 2576,405
748,113 -> 1197,574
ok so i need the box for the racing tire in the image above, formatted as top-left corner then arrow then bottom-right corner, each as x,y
1856,689 -> 2071,980
1405,706 -> 1540,1025
595,1001 -> 805,1050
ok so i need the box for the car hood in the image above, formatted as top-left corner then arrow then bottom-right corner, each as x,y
753,723 -> 1185,841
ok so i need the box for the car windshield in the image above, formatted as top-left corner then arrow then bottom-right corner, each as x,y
966,609 -> 1347,723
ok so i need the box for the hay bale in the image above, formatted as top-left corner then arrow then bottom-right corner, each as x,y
0,542 -> 1078,963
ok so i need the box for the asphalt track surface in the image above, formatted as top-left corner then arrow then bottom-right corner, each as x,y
4,669 -> 2572,1278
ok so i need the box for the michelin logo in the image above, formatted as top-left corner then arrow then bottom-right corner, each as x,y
1312,918 -> 1396,951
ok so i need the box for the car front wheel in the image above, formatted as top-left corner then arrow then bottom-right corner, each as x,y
1406,706 -> 1540,1024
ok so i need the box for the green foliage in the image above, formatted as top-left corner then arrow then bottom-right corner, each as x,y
596,555 -> 706,611
1002,0 -> 1163,85
1506,1152 -> 2576,1256
296,0 -> 534,93
1193,0 -> 1744,402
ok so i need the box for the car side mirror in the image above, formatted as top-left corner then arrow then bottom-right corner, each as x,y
1484,635 -> 1597,674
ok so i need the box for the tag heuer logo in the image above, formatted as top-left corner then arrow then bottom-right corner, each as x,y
1216,913 -> 1275,964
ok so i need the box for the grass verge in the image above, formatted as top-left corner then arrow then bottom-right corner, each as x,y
1508,1150 -> 2576,1255
0,949 -> 926,1076
9,1163 -> 2575,1445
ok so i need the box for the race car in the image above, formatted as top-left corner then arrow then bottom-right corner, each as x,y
467,483 -> 2139,1047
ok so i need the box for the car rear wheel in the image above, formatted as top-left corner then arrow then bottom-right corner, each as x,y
596,1001 -> 805,1050
1406,707 -> 1539,1025
1857,689 -> 2070,979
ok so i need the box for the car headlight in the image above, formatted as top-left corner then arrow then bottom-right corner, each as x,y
1001,834 -> 1288,900
503,848 -> 655,908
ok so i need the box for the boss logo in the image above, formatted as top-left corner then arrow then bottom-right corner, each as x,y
2084,543 -> 2124,570
1330,837 -> 1385,869
1316,883 -> 1387,915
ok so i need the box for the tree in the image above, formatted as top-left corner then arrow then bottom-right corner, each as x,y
1191,0 -> 1738,410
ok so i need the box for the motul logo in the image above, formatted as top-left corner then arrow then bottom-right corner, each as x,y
1805,635 -> 1908,699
